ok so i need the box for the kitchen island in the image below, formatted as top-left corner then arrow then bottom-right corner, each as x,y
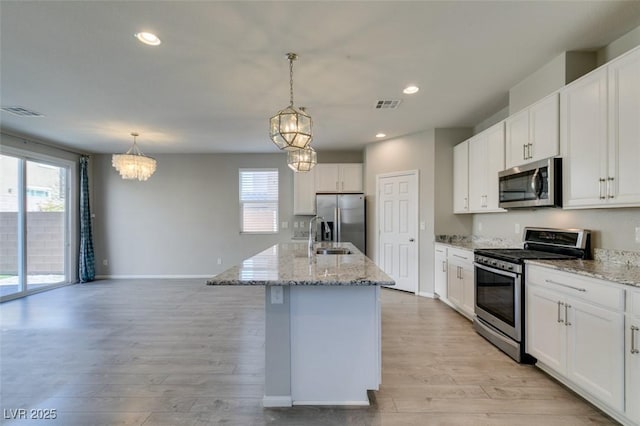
206,242 -> 394,407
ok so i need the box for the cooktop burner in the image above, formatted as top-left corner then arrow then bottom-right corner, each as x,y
474,248 -> 577,263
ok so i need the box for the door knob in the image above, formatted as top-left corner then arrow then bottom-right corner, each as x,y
409,238 -> 415,242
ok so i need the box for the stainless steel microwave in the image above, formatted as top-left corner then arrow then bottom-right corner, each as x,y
498,157 -> 562,209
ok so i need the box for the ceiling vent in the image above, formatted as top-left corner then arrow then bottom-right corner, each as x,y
375,99 -> 401,109
1,106 -> 45,117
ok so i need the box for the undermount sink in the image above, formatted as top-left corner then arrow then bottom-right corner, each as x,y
315,248 -> 353,255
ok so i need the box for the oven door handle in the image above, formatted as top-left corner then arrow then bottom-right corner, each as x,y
473,262 -> 520,279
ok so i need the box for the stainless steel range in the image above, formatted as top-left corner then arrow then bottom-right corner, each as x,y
473,227 -> 590,363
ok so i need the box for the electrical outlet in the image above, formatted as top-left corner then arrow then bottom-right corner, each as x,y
102,259 -> 108,266
515,223 -> 520,234
281,221 -> 288,229
217,258 -> 222,265
293,221 -> 299,228
636,226 -> 640,243
419,221 -> 425,231
271,286 -> 283,304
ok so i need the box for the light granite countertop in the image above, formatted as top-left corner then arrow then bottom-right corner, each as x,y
526,259 -> 640,288
206,242 -> 395,286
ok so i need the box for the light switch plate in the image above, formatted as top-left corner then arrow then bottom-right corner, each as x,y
271,286 -> 284,304
281,221 -> 288,229
636,226 -> 640,243
419,221 -> 425,231
515,223 -> 520,234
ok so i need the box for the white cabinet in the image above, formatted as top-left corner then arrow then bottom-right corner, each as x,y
626,288 -> 640,424
434,244 -> 447,299
562,46 -> 640,209
526,265 -> 625,412
293,168 -> 316,215
453,141 -> 469,213
505,92 -> 559,169
468,122 -> 506,212
315,163 -> 363,193
446,247 -> 474,319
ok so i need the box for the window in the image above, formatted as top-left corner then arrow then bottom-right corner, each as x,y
239,169 -> 278,233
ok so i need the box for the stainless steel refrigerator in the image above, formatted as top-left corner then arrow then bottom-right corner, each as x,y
315,194 -> 366,254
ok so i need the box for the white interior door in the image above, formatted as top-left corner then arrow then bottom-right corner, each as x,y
377,171 -> 418,293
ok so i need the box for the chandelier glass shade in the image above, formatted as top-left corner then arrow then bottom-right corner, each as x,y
287,146 -> 317,172
112,133 -> 157,181
270,53 -> 313,151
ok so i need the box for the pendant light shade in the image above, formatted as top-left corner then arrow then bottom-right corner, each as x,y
112,132 -> 157,181
270,53 -> 313,151
287,146 -> 317,172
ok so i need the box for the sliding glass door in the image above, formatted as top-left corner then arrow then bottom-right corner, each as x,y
0,153 -> 70,301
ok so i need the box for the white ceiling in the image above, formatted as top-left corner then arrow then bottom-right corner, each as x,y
1,1 -> 640,155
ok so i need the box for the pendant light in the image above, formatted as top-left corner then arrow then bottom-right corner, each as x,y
287,145 -> 317,172
112,132 -> 157,181
270,53 -> 313,151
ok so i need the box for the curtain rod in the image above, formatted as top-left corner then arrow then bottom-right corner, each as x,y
1,130 -> 93,157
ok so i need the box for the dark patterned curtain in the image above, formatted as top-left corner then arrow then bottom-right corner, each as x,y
79,156 -> 95,282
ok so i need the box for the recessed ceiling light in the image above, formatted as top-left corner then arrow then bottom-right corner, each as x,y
375,133 -> 386,138
135,32 -> 161,46
403,85 -> 419,95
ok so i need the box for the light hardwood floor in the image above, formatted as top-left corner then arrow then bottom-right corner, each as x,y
0,280 -> 616,425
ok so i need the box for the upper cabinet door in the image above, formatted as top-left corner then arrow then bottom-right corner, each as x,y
561,68 -> 609,208
505,93 -> 559,169
293,168 -> 317,215
485,121 -> 506,211
607,47 -> 640,206
340,164 -> 363,193
467,134 -> 486,212
529,93 -> 559,163
505,108 -> 530,169
315,164 -> 340,192
453,141 -> 469,213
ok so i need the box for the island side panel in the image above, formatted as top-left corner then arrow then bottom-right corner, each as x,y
289,285 -> 380,405
263,286 -> 292,407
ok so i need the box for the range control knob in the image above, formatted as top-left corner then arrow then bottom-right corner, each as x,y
507,265 -> 514,270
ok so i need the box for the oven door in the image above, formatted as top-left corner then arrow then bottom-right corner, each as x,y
474,262 -> 522,342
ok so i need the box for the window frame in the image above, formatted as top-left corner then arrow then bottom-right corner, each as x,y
238,168 -> 279,234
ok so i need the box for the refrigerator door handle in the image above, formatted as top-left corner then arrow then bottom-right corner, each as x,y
336,207 -> 341,242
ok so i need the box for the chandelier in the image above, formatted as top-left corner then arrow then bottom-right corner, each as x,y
270,53 -> 312,151
112,132 -> 157,181
287,145 -> 317,172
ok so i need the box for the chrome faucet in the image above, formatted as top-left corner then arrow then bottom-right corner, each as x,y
308,215 -> 330,257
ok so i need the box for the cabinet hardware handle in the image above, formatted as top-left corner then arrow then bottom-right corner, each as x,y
523,144 -> 527,160
545,279 -> 587,293
607,177 -> 614,199
599,178 -> 606,199
464,197 -> 468,210
442,260 -> 447,272
557,301 -> 564,323
409,238 -> 415,242
458,266 -> 463,279
632,325 -> 639,355
565,304 -> 571,326
527,143 -> 533,160
336,181 -> 339,191
341,181 -> 345,191
453,254 -> 468,260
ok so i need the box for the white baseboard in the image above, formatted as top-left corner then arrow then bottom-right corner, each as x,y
95,274 -> 215,280
262,396 -> 292,407
292,400 -> 369,406
417,291 -> 435,298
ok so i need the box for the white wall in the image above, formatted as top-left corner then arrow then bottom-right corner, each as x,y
92,153 -> 299,277
364,128 -> 471,295
598,24 -> 640,65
